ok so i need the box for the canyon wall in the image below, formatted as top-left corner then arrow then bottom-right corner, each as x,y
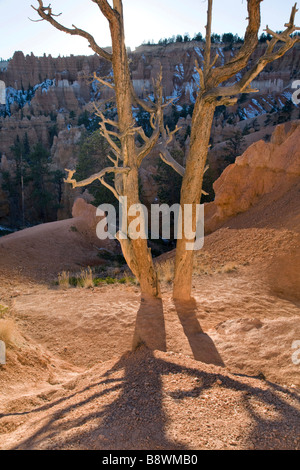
1,42 -> 299,160
205,121 -> 300,233
0,41 -> 299,226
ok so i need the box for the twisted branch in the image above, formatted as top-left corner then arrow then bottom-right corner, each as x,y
91,0 -> 116,23
205,2 -> 300,101
99,176 -> 121,200
159,148 -> 185,177
209,0 -> 263,86
136,119 -> 161,166
135,68 -> 166,166
64,166 -> 130,189
158,148 -> 209,196
93,72 -> 115,90
203,0 -> 213,79
31,0 -> 112,62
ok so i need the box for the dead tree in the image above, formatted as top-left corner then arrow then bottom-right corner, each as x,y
33,1 -> 299,304
32,0 -> 175,298
161,0 -> 299,301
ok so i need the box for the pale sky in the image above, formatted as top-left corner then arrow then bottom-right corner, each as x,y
0,0 -> 298,60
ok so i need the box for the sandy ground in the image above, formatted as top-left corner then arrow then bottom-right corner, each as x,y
0,194 -> 299,450
1,347 -> 299,450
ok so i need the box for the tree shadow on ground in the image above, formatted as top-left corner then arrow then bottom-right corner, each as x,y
7,349 -> 185,450
132,295 -> 167,352
3,347 -> 299,450
174,298 -> 225,366
2,297 -> 299,450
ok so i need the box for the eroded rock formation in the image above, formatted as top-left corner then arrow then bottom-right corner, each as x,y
0,42 -> 299,226
205,121 -> 300,233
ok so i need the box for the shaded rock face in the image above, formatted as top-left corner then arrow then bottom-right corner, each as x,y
30,80 -> 80,115
0,114 -> 53,158
267,249 -> 300,302
0,52 -> 103,90
51,127 -> 85,220
51,127 -> 83,170
205,121 -> 300,233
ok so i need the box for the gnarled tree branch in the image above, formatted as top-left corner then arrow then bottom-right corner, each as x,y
64,166 -> 130,189
93,72 -> 115,90
136,120 -> 161,166
159,147 -> 185,177
209,0 -> 263,86
99,176 -> 121,200
158,148 -> 209,196
32,0 -> 113,62
135,68 -> 166,166
203,0 -> 213,79
91,0 -> 116,23
205,2 -> 300,101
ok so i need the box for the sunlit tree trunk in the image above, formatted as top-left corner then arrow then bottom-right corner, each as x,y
171,0 -> 300,301
109,1 -> 160,297
33,0 -> 160,297
173,100 -> 215,300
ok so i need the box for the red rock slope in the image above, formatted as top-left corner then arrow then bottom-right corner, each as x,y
205,121 -> 300,234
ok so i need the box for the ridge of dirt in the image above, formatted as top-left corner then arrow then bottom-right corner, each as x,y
1,347 -> 299,450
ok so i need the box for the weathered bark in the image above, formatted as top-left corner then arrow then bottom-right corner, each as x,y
173,100 -> 216,301
108,1 -> 160,297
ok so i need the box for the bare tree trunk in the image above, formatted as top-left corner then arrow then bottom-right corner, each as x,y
106,0 -> 160,297
33,0 -> 160,298
119,167 -> 160,297
173,100 -> 215,301
171,0 -> 299,302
